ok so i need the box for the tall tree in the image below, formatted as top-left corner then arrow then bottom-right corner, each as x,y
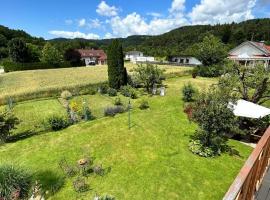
195,34 -> 227,66
8,38 -> 29,63
41,42 -> 63,65
107,40 -> 127,89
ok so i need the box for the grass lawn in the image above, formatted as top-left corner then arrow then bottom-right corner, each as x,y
0,76 -> 252,200
0,64 -> 193,102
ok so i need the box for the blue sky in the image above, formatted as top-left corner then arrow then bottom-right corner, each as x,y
0,0 -> 269,40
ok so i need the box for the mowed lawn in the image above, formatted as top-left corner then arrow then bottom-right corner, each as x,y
0,64 -> 193,100
0,77 -> 252,200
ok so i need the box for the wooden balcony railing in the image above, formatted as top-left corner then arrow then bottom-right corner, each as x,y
223,126 -> 270,200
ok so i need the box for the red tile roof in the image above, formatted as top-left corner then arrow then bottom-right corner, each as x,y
76,49 -> 107,61
252,42 -> 270,55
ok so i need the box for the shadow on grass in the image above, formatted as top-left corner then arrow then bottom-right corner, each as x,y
34,170 -> 65,195
7,130 -> 45,143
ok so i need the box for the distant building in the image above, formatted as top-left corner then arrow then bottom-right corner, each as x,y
125,51 -> 144,61
77,49 -> 107,66
228,41 -> 270,68
125,51 -> 155,64
169,56 -> 202,66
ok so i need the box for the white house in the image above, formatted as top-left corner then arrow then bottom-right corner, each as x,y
131,56 -> 155,64
77,49 -> 107,66
125,51 -> 144,61
228,41 -> 270,69
169,56 -> 202,65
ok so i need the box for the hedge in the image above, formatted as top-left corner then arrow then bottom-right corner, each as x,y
3,61 -> 73,72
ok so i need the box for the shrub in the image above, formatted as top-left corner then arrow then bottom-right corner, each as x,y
95,194 -> 115,200
0,111 -> 19,143
93,165 -> 104,176
196,65 -> 224,77
182,83 -> 197,102
79,87 -> 97,96
107,88 -> 117,97
46,115 -> 69,131
114,97 -> 122,106
61,90 -> 72,100
120,85 -> 138,99
188,140 -> 216,157
104,106 -> 125,117
3,61 -> 72,72
73,177 -> 88,193
98,84 -> 109,94
82,103 -> 95,121
139,99 -> 150,110
0,165 -> 32,199
133,63 -> 165,93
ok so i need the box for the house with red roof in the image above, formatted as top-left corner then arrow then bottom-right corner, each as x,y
76,49 -> 107,66
228,41 -> 270,69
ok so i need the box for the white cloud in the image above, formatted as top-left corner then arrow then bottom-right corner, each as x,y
65,19 -> 73,25
88,19 -> 102,29
147,12 -> 163,18
78,18 -> 86,27
108,11 -> 188,38
188,0 -> 256,25
169,0 -> 185,13
49,30 -> 100,39
96,1 -> 118,17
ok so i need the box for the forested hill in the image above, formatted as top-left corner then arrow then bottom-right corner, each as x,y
1,18 -> 270,58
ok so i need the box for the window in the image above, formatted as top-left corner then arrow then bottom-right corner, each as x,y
180,59 -> 184,63
186,59 -> 190,64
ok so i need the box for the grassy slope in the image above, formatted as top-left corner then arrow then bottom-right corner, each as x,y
0,77 -> 251,200
0,64 -> 192,99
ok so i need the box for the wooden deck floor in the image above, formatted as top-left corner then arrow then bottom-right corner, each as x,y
255,167 -> 270,200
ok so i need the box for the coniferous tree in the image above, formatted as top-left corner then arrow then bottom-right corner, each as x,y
107,40 -> 127,89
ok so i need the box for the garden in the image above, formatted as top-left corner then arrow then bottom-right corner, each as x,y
0,37 -> 269,200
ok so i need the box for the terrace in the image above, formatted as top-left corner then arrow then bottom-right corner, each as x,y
223,127 -> 270,200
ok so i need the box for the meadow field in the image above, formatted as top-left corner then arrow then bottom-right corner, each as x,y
0,75 -> 252,200
0,63 -> 193,105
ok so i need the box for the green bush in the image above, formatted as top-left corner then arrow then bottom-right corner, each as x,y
139,99 -> 150,110
182,83 -> 197,102
98,84 -> 109,94
120,85 -> 138,99
196,65 -> 224,77
107,88 -> 117,97
188,140 -> 216,157
0,111 -> 19,143
3,61 -> 72,72
46,115 -> 69,131
104,106 -> 125,117
0,165 -> 32,199
114,97 -> 123,106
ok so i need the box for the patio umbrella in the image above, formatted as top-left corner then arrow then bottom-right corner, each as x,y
228,100 -> 270,119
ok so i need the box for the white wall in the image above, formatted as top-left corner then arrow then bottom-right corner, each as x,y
171,57 -> 202,65
230,43 -> 264,57
131,56 -> 155,63
125,52 -> 143,60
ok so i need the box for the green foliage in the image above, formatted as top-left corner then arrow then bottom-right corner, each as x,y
107,88 -> 117,97
139,99 -> 150,110
219,63 -> 270,135
2,61 -> 72,72
0,111 -> 19,143
114,97 -> 123,106
107,40 -> 127,89
41,43 -> 63,65
46,115 -> 69,131
195,64 -> 225,77
8,38 -> 29,62
120,85 -> 138,99
134,64 -> 164,93
64,49 -> 84,67
0,165 -> 32,199
194,34 -> 227,66
191,87 -> 239,156
104,106 -> 125,117
189,140 -> 216,157
98,83 -> 109,94
72,177 -> 88,193
182,83 -> 197,102
26,43 -> 41,62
